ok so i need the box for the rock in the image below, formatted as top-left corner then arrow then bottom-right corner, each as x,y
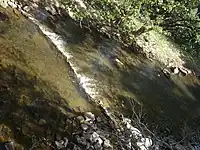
90,132 -> 100,143
56,133 -> 61,141
171,67 -> 179,74
126,122 -> 142,138
103,139 -> 113,149
7,1 -> 17,8
136,138 -> 152,150
74,0 -> 87,9
81,124 -> 88,131
77,116 -> 85,123
45,6 -> 57,15
94,138 -> 103,150
75,135 -> 87,146
84,112 -> 95,122
174,143 -> 186,150
55,140 -> 65,149
179,67 -> 192,76
82,132 -> 91,140
66,119 -> 72,124
38,119 -> 46,125
0,0 -> 8,8
63,137 -> 69,147
96,117 -> 102,122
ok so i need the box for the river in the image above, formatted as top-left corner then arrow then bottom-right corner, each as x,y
1,5 -> 200,149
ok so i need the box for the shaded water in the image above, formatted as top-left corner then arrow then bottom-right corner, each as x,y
1,6 -> 200,148
40,11 -> 200,133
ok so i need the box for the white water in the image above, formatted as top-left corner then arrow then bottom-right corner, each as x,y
19,10 -> 99,100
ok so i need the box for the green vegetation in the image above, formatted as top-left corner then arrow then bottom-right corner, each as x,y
63,0 -> 200,56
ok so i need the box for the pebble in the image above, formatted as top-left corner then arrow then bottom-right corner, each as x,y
103,139 -> 113,149
136,138 -> 152,150
77,116 -> 85,123
63,137 -> 69,147
90,132 -> 100,143
96,117 -> 102,122
55,140 -> 65,149
84,112 -> 95,122
81,124 -> 88,131
23,6 -> 31,12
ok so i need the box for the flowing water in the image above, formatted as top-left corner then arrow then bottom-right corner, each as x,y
1,6 -> 200,148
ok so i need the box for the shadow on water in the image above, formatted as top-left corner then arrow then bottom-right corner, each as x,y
119,61 -> 200,136
40,11 -> 200,137
0,64 -> 82,148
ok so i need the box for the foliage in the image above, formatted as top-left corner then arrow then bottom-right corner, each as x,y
62,0 -> 200,56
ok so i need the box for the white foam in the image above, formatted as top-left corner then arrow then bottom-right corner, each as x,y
24,12 -> 99,99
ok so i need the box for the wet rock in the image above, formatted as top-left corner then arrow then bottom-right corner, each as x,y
81,124 -> 88,131
38,119 -> 46,125
84,112 -> 95,122
103,139 -> 113,149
